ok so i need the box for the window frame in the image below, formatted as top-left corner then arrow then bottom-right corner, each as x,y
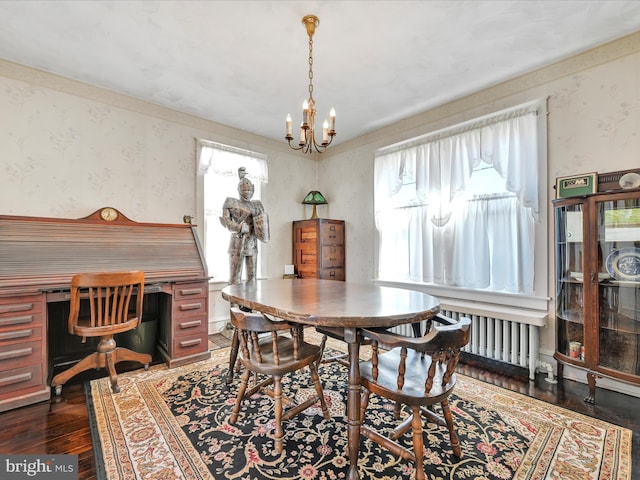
373,101 -> 549,310
195,139 -> 269,285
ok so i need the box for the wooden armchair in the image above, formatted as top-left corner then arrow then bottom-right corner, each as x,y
315,320 -> 428,365
51,271 -> 151,395
358,314 -> 471,480
228,307 -> 331,453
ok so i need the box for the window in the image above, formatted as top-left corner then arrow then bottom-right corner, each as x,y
196,140 -> 268,283
374,102 -> 546,299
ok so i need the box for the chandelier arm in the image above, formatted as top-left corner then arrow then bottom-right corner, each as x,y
285,136 -> 304,151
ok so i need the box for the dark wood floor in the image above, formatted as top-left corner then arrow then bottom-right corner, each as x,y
1,342 -> 638,480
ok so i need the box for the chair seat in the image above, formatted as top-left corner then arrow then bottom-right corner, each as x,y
74,316 -> 139,337
240,336 -> 324,376
360,348 -> 456,406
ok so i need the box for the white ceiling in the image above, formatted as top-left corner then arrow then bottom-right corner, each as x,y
1,1 -> 640,145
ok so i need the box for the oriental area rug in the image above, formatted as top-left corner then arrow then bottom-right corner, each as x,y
86,343 -> 632,480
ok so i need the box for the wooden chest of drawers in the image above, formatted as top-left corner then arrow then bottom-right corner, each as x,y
293,219 -> 345,281
0,293 -> 50,412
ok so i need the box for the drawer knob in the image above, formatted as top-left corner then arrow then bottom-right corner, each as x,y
0,303 -> 34,314
0,371 -> 32,387
0,329 -> 33,341
179,303 -> 203,311
0,315 -> 34,327
179,320 -> 202,329
179,338 -> 202,348
0,347 -> 33,361
179,288 -> 204,296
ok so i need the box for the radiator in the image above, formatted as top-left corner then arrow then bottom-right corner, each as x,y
390,308 -> 542,380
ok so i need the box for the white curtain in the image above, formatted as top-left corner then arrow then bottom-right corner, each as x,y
374,104 -> 538,294
198,141 -> 268,183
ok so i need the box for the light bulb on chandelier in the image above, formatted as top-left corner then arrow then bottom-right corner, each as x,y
285,15 -> 336,154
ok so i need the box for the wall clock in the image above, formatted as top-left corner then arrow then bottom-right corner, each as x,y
619,172 -> 640,190
100,207 -> 119,221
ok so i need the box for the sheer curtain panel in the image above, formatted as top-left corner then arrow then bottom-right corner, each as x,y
374,103 -> 540,295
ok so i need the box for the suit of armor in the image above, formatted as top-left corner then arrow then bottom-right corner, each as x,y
220,172 -> 269,285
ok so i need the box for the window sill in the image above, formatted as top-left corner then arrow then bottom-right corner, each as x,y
372,279 -> 549,319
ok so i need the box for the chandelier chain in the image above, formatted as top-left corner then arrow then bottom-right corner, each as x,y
308,36 -> 314,99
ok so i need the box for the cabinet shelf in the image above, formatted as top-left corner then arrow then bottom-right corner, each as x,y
599,313 -> 640,335
554,351 -> 586,366
557,310 -> 584,324
560,278 -> 640,289
607,280 -> 640,287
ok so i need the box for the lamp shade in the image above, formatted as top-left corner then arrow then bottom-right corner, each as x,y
302,191 -> 328,205
301,191 -> 327,219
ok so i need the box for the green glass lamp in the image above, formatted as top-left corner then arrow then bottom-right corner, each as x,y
302,191 -> 328,219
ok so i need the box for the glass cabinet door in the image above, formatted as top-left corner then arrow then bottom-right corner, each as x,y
597,198 -> 640,375
555,203 -> 585,362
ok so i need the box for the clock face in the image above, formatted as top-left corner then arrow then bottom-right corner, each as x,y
100,208 -> 118,221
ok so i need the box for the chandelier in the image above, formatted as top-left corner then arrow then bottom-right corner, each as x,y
285,15 -> 336,154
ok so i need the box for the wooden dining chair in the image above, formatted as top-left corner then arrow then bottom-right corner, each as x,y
315,320 -> 428,365
358,314 -> 471,480
228,307 -> 331,453
51,271 -> 151,395
225,325 -> 241,384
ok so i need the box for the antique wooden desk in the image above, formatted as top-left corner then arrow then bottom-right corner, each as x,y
222,278 -> 440,480
0,208 -> 211,412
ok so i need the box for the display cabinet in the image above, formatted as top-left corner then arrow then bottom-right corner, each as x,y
554,189 -> 640,403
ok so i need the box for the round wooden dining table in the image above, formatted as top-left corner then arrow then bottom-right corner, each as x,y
221,278 -> 440,480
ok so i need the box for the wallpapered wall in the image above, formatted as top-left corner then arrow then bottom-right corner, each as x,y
0,59 -> 317,329
0,62 -> 317,225
321,33 -> 640,294
1,32 -> 639,393
1,82 -> 195,221
317,32 -> 640,394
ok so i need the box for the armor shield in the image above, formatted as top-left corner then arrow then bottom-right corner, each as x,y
254,212 -> 270,243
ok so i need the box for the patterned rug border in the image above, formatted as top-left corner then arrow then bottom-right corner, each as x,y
85,385 -> 108,480
88,343 -> 633,480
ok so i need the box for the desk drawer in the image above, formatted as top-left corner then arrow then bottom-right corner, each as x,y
172,297 -> 207,320
298,227 -> 318,243
0,325 -> 42,345
0,339 -> 42,370
321,246 -> 344,268
174,282 -> 207,301
299,251 -> 317,265
0,364 -> 45,397
171,333 -> 207,358
0,295 -> 44,316
319,268 -> 345,281
0,295 -> 44,333
319,222 -> 344,245
296,265 -> 317,279
174,315 -> 207,337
